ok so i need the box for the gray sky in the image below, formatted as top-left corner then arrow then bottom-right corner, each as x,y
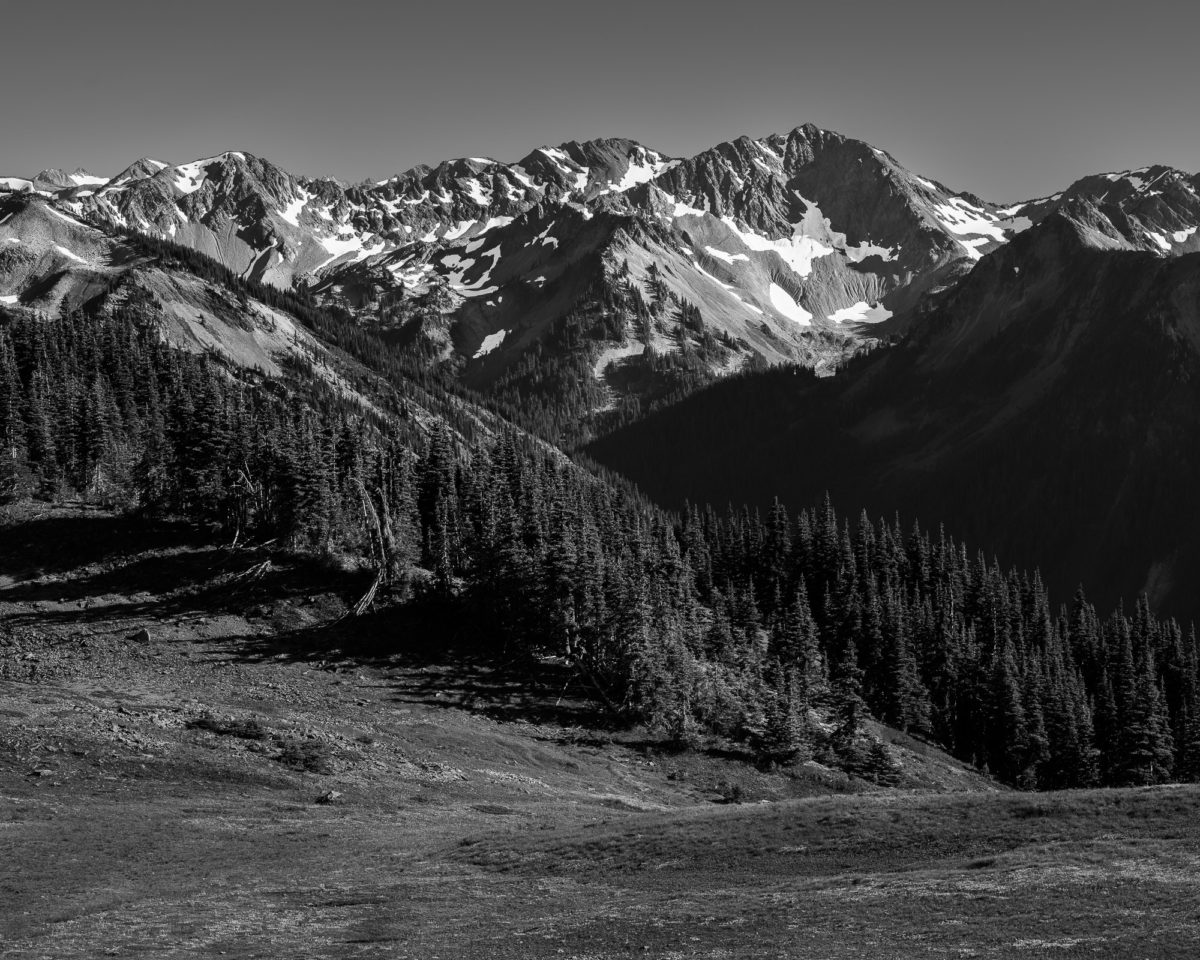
2,0 -> 1195,202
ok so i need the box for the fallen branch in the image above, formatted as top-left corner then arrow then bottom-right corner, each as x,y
237,560 -> 272,582
351,567 -> 385,617
567,655 -> 623,716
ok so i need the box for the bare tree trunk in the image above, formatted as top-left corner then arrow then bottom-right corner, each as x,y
348,479 -> 394,617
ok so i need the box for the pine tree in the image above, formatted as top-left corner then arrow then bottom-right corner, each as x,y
1114,649 -> 1175,786
1177,700 -> 1200,783
986,639 -> 1029,785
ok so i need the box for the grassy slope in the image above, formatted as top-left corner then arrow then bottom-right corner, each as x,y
2,506 -> 1198,959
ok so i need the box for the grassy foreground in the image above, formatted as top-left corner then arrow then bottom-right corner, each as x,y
2,506 -> 1199,958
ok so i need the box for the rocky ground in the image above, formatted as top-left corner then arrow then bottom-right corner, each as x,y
2,505 -> 1199,958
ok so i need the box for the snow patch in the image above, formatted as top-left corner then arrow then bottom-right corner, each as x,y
692,262 -> 735,290
768,283 -> 812,326
464,216 -> 513,252
933,196 -> 1008,243
844,240 -> 898,263
69,172 -> 108,187
464,178 -> 491,206
53,244 -> 87,264
704,245 -> 749,264
0,294 -> 18,304
539,147 -> 570,165
479,215 -> 513,234
609,149 -> 677,191
532,221 -> 559,248
956,237 -> 992,260
538,147 -> 588,192
278,190 -> 310,227
1172,226 -> 1198,243
45,205 -> 87,227
172,158 -> 217,194
593,339 -> 646,381
1147,230 -> 1172,252
315,233 -> 385,271
756,140 -> 782,162
473,329 -> 507,358
721,205 -> 834,279
510,167 -> 536,190
447,244 -> 502,297
672,197 -> 708,219
827,301 -> 893,324
443,219 -> 476,241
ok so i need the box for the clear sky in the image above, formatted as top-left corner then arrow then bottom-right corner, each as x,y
2,0 -> 1195,202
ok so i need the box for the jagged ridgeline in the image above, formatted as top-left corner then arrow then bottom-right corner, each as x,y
1,294 -> 1198,790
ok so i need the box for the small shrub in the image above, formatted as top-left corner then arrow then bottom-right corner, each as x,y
276,736 -> 334,774
187,713 -> 268,741
714,779 -> 747,804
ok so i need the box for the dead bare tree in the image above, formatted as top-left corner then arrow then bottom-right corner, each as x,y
347,479 -> 395,617
230,463 -> 265,550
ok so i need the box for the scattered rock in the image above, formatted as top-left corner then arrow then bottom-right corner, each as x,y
315,790 -> 342,805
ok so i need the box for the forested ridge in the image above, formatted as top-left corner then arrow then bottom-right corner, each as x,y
2,288 -> 1198,792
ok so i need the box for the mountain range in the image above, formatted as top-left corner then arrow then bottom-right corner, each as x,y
6,123 -> 1200,614
14,124 -> 1199,432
